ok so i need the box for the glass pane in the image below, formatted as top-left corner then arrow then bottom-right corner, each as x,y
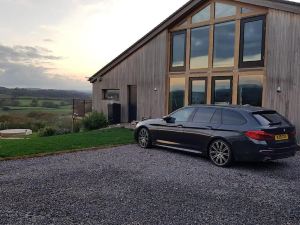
190,26 -> 209,69
222,109 -> 247,125
190,79 -> 206,105
192,5 -> 211,23
172,32 -> 186,68
104,89 -> 120,101
212,78 -> 232,105
215,3 -> 236,18
193,108 -> 216,123
253,112 -> 290,126
238,75 -> 263,106
243,19 -> 263,62
241,7 -> 253,14
213,21 -> 235,67
171,108 -> 195,122
169,77 -> 185,112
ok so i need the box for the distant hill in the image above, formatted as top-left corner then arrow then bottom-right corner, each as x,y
0,87 -> 91,100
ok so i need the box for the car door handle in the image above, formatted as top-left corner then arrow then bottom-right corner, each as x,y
177,125 -> 183,128
205,126 -> 212,130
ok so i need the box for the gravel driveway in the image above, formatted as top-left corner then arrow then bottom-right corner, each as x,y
0,145 -> 299,225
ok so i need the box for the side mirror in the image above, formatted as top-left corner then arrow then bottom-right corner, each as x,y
163,116 -> 172,123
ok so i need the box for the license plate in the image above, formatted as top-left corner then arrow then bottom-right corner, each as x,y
275,134 -> 289,141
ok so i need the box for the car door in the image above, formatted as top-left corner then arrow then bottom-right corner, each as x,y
180,107 -> 220,151
155,107 -> 196,148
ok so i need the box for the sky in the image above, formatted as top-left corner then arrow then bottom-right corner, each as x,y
0,0 -> 299,91
0,0 -> 188,91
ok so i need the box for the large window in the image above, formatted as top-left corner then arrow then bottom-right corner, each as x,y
240,16 -> 265,68
169,77 -> 185,112
189,78 -> 207,105
171,31 -> 186,71
212,77 -> 232,105
103,89 -> 120,101
238,75 -> 263,106
190,26 -> 210,69
213,21 -> 236,67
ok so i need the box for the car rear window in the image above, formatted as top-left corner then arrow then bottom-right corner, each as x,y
222,109 -> 247,125
253,112 -> 290,126
192,108 -> 216,123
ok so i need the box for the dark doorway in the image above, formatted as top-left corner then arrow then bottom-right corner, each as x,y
128,85 -> 137,122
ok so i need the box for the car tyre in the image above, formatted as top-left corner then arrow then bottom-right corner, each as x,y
138,128 -> 152,148
208,139 -> 233,167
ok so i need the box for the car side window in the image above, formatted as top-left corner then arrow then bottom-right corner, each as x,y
193,108 -> 216,123
210,109 -> 222,124
222,109 -> 247,125
171,108 -> 195,122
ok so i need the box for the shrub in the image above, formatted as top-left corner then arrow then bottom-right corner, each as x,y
41,101 -> 59,108
55,128 -> 71,135
38,127 -> 57,137
30,99 -> 39,107
82,111 -> 108,131
2,106 -> 10,111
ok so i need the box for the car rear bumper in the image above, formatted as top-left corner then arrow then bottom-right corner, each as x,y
234,144 -> 299,162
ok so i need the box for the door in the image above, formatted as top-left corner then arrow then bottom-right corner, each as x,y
181,108 -> 222,151
128,85 -> 137,122
155,107 -> 196,148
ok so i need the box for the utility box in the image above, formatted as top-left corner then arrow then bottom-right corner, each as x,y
108,103 -> 121,124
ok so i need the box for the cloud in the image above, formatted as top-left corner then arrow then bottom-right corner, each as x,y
0,44 -> 90,91
0,44 -> 61,64
43,38 -> 54,43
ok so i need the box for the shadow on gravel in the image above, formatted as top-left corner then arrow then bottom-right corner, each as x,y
152,146 -> 294,172
232,161 -> 289,171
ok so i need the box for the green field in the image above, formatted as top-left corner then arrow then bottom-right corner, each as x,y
0,98 -> 72,116
0,106 -> 72,116
0,128 -> 135,159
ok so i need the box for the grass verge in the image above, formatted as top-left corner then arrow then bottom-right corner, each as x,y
0,128 -> 135,160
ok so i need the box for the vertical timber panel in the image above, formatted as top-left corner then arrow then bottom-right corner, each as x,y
92,31 -> 168,122
265,9 -> 300,141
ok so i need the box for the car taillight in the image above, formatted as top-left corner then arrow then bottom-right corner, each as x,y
245,130 -> 274,141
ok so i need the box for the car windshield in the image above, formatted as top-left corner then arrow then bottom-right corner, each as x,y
253,112 -> 290,126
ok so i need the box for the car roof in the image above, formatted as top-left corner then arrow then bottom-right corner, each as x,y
185,105 -> 275,113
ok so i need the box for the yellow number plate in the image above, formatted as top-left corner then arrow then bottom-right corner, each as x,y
275,134 -> 289,141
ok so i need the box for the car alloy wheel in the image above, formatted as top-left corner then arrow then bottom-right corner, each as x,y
209,140 -> 232,167
138,128 -> 151,148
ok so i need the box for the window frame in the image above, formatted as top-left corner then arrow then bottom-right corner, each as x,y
213,20 -> 236,68
211,76 -> 233,105
190,25 -> 210,70
170,30 -> 187,72
237,74 -> 264,106
189,77 -> 207,105
239,15 -> 266,68
169,77 -> 186,113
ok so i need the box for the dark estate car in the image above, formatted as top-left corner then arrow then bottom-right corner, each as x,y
134,105 -> 299,167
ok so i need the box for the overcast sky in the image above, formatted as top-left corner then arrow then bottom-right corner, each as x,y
0,0 -> 299,91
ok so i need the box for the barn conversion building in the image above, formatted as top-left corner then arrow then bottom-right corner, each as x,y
89,0 -> 300,136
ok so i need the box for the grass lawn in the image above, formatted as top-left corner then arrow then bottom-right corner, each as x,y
0,128 -> 135,159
